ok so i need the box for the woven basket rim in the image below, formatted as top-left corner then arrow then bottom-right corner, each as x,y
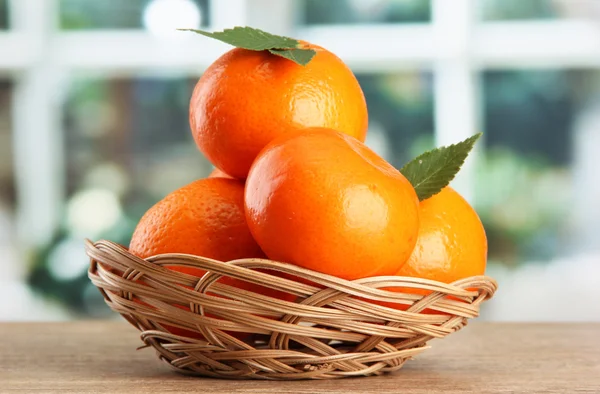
86,238 -> 497,380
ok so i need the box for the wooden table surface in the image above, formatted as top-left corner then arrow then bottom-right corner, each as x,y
1,322 -> 599,393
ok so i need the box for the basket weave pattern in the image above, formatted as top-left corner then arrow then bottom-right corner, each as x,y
86,239 -> 497,380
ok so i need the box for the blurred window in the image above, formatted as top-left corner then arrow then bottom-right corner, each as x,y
27,76 -> 214,315
478,70 -> 600,264
2,0 -> 600,321
481,0 -> 598,20
299,0 -> 431,25
63,76 -> 211,228
59,0 -> 210,30
357,72 -> 434,168
0,0 -> 9,29
0,80 -> 17,292
0,81 -> 15,212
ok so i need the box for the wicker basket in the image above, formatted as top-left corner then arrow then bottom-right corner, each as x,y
86,239 -> 497,380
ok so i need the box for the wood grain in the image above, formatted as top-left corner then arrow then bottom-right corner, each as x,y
1,322 -> 599,393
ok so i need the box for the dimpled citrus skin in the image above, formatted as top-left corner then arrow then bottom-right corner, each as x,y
396,187 -> 487,284
128,177 -> 297,301
377,187 -> 487,313
244,128 -> 420,281
129,177 -> 294,338
129,177 -> 264,265
190,44 -> 368,179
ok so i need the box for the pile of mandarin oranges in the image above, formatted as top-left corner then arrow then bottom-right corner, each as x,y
128,33 -> 487,335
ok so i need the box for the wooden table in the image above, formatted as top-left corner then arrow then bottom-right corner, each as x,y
1,322 -> 599,393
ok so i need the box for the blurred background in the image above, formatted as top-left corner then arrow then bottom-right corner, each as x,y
1,0 -> 599,321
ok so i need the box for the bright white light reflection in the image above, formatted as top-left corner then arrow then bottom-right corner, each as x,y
143,0 -> 201,38
48,238 -> 89,281
67,189 -> 122,238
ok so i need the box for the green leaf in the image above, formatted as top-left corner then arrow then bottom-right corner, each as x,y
178,26 -> 317,66
400,133 -> 482,201
268,48 -> 316,65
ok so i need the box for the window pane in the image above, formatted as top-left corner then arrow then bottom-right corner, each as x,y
0,80 -> 20,317
479,69 -> 600,265
481,0 -> 598,21
358,72 -> 434,168
59,0 -> 209,30
0,0 -> 9,29
62,77 -> 211,203
0,80 -> 15,224
28,76 -> 212,316
298,0 -> 431,25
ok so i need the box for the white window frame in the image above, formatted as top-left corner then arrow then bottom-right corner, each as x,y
2,0 -> 600,248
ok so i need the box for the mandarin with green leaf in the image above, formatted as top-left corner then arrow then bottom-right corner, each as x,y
397,186 -> 487,285
189,38 -> 368,179
244,128 -> 419,281
378,187 -> 487,313
399,133 -> 482,201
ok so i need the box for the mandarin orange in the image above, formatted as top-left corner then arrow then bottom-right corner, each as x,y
396,187 -> 487,284
244,128 -> 419,281
130,178 -> 263,266
129,177 -> 294,337
190,44 -> 368,179
380,187 -> 487,312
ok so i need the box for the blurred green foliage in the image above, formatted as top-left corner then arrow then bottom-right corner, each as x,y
358,73 -> 434,168
59,0 -> 209,29
0,0 -> 8,29
301,0 -> 570,24
29,76 -> 212,315
301,0 -> 430,25
478,70 -> 578,265
29,217 -> 138,318
481,0 -> 563,20
484,70 -> 574,165
475,149 -> 570,266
